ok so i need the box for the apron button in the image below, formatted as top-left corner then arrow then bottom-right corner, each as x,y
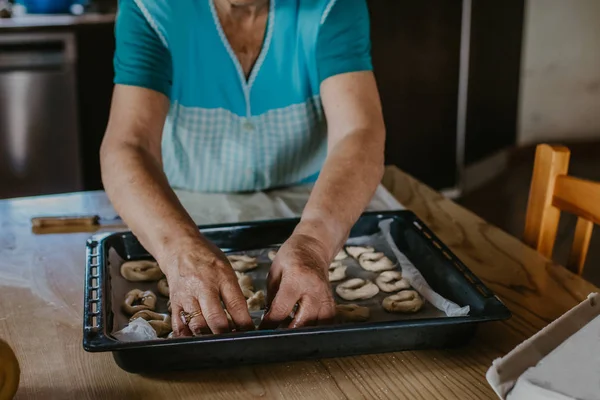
243,121 -> 255,131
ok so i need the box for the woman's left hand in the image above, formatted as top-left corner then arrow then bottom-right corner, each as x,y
259,233 -> 336,329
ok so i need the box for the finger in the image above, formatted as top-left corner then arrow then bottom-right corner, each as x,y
264,268 -> 282,308
196,288 -> 231,334
181,297 -> 209,336
220,282 -> 254,331
170,302 -> 193,337
188,308 -> 210,336
260,288 -> 298,330
317,302 -> 336,326
288,296 -> 321,329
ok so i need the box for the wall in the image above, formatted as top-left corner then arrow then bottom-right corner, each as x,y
519,0 -> 600,145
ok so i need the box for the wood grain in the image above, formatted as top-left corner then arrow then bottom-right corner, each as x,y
0,167 -> 597,399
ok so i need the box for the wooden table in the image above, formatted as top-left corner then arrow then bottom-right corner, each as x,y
0,166 -> 597,400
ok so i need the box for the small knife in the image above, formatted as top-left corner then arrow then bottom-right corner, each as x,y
31,215 -> 126,234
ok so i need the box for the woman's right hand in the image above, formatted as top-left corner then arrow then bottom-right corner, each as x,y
159,237 -> 254,336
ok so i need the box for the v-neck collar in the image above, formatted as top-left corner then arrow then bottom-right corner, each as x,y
209,0 -> 275,116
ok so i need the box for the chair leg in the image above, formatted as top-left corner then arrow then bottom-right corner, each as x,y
567,217 -> 594,275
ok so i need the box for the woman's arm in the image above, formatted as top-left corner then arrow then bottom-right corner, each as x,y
108,0 -> 252,335
261,71 -> 385,329
101,86 -> 200,261
295,70 -> 385,258
102,85 -> 253,335
260,0 -> 384,328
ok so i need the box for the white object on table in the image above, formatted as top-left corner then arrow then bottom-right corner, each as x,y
486,292 -> 600,400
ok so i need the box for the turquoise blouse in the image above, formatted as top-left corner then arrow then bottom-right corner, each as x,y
114,0 -> 372,192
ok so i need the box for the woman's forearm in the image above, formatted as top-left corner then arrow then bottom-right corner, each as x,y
100,142 -> 205,271
295,128 -> 385,260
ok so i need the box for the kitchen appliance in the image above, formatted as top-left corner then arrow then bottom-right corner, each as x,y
0,33 -> 83,198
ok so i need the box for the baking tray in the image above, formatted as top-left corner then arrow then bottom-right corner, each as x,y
83,210 -> 511,373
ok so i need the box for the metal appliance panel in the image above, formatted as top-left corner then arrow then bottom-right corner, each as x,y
0,33 -> 82,198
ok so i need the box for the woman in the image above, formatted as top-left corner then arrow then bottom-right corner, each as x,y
101,0 -> 386,336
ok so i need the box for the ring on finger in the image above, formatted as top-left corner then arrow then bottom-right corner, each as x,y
179,309 -> 203,326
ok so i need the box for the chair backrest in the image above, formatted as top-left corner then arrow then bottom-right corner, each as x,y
524,144 -> 600,275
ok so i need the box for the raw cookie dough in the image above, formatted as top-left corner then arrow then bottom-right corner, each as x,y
268,250 -> 277,261
382,290 -> 423,313
157,278 -> 169,297
122,289 -> 157,315
335,279 -> 379,301
120,260 -> 164,282
130,310 -> 172,337
228,255 -> 258,272
358,252 -> 395,272
328,261 -> 348,282
334,249 -> 348,261
375,271 -> 410,293
335,304 -> 370,322
236,271 -> 255,298
346,246 -> 375,259
247,290 -> 266,312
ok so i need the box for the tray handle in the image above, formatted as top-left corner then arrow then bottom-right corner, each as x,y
84,238 -> 103,334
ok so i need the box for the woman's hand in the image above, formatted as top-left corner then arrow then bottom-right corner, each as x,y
260,233 -> 336,329
160,237 -> 254,336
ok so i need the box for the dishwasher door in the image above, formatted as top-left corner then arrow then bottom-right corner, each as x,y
0,33 -> 83,199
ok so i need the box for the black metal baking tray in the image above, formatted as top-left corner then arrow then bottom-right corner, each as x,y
82,210 -> 510,373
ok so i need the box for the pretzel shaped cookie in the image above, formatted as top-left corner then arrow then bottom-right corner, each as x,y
122,289 -> 157,315
358,252 -> 395,272
236,271 -> 255,298
157,278 -> 170,297
375,271 -> 410,293
228,255 -> 258,272
328,261 -> 348,282
335,279 -> 379,301
247,290 -> 266,312
121,260 -> 164,282
382,290 -> 423,313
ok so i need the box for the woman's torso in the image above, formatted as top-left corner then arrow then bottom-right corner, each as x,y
144,0 -> 333,192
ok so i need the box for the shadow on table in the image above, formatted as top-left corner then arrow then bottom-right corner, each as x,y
15,386 -> 143,400
144,362 -> 290,383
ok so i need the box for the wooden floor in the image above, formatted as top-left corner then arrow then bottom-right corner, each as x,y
459,145 -> 600,287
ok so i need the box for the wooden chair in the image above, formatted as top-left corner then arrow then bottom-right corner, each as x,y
524,144 -> 600,275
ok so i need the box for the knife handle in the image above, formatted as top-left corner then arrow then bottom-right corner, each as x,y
31,215 -> 100,228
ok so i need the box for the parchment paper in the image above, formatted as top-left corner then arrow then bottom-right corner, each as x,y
110,229 -> 453,338
109,184 -> 451,340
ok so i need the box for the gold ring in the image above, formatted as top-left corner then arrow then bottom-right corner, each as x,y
179,309 -> 203,326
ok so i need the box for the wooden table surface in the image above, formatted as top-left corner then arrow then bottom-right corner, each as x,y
0,166 -> 597,400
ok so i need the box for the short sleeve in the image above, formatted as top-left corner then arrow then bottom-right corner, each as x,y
113,0 -> 173,97
316,0 -> 373,84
